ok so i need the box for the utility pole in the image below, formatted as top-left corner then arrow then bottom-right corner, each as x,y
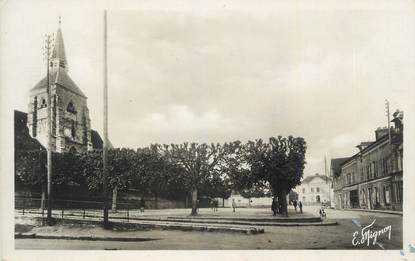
325,155 -> 331,207
385,99 -> 392,145
43,33 -> 54,225
102,9 -> 109,228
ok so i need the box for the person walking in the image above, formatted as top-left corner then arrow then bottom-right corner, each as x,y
232,199 -> 237,212
319,206 -> 327,218
210,199 -> 215,212
299,201 -> 303,214
293,200 -> 298,213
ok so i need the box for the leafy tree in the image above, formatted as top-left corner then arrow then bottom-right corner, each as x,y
15,151 -> 84,189
15,150 -> 47,190
79,148 -> 139,209
162,142 -> 225,215
244,136 -> 306,216
136,145 -> 173,209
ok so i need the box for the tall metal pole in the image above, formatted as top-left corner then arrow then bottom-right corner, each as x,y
103,10 -> 109,227
325,155 -> 331,206
385,99 -> 392,145
44,34 -> 54,225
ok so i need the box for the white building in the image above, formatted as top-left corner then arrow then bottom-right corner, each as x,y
296,174 -> 333,205
222,193 -> 272,208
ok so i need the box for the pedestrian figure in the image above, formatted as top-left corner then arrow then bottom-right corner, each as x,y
214,199 -> 219,212
210,199 -> 215,212
271,197 -> 278,216
140,197 -> 145,213
293,200 -> 298,213
232,199 -> 237,212
319,207 -> 326,218
299,201 -> 303,214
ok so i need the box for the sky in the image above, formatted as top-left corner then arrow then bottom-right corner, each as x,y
1,0 -> 414,177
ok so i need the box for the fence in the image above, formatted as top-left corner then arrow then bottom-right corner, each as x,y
15,197 -> 138,223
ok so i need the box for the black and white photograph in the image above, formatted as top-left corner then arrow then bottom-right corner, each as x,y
1,0 -> 414,260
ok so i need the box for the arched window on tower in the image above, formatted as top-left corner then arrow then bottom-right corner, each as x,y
41,98 -> 47,108
69,146 -> 77,154
67,101 -> 77,114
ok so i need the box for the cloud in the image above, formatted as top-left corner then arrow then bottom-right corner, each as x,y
4,3 -> 414,176
330,133 -> 359,149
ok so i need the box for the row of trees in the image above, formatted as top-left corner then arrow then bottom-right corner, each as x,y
15,136 -> 306,216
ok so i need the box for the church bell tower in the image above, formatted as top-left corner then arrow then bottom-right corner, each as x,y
27,18 -> 93,153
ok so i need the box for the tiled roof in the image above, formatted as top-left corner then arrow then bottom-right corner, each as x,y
90,130 -> 103,149
330,157 -> 350,177
14,110 -> 45,152
51,28 -> 67,68
91,130 -> 114,149
301,174 -> 331,184
31,67 -> 86,98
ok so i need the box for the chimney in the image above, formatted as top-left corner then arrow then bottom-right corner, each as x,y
392,110 -> 403,132
356,141 -> 373,151
375,127 -> 389,140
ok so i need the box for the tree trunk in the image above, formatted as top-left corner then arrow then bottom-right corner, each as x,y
191,188 -> 198,215
40,188 -> 46,210
279,189 -> 288,217
154,193 -> 158,209
112,186 -> 117,212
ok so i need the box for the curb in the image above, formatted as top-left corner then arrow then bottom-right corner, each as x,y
341,209 -> 402,216
120,217 -> 336,227
16,217 -> 265,235
14,232 -> 159,241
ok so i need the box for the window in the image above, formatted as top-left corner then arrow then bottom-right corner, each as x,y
316,187 -> 320,193
302,188 -> 305,193
311,188 -> 314,193
394,182 -> 403,203
397,151 -> 403,171
67,101 -> 77,114
41,98 -> 47,108
384,186 -> 390,205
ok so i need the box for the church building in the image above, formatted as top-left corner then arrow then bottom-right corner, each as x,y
27,20 -> 93,153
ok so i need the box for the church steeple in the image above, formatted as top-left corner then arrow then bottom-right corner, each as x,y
50,17 -> 68,73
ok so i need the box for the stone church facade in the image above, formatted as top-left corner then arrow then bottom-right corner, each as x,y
27,22 -> 92,153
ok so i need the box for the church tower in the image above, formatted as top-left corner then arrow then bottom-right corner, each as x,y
27,18 -> 93,153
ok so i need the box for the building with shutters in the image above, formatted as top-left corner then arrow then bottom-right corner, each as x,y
330,110 -> 403,211
296,174 -> 333,205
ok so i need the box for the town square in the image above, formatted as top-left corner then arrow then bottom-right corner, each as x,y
1,0 -> 413,258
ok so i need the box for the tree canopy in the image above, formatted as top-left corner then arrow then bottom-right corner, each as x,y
15,136 -> 306,216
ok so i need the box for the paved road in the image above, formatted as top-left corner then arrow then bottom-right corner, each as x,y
15,207 -> 402,250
